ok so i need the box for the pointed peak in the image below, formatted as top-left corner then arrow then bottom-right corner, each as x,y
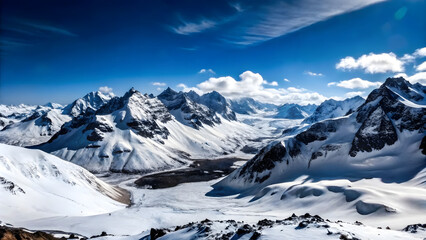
382,77 -> 410,88
158,87 -> 178,97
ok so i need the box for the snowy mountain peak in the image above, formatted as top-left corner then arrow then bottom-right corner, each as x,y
63,91 -> 113,117
302,96 -> 364,124
157,88 -> 221,129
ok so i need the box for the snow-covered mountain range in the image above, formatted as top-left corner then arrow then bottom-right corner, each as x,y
213,77 -> 425,222
274,103 -> 317,119
0,91 -> 112,147
32,88 -> 256,172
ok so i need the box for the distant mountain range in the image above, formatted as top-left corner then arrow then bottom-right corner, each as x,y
0,85 -> 372,173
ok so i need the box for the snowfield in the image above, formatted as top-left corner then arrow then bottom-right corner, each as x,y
0,144 -> 127,223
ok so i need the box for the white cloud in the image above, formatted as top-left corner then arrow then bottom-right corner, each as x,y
406,72 -> 426,85
413,47 -> 426,58
177,83 -> 203,95
416,61 -> 426,72
328,78 -> 382,89
306,71 -> 323,76
152,82 -> 166,86
98,86 -> 113,95
283,78 -> 290,82
263,80 -> 279,86
345,91 -> 365,98
400,53 -> 415,63
287,87 -> 306,93
195,70 -> 327,105
393,72 -> 426,85
199,68 -> 215,74
156,87 -> 163,91
171,20 -> 216,35
336,52 -> 404,73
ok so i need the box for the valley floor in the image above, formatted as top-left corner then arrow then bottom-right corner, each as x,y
6,168 -> 426,239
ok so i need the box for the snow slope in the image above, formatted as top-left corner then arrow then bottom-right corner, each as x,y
0,144 -> 126,223
302,96 -> 364,124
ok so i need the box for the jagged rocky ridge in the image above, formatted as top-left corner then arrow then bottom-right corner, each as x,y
157,88 -> 226,129
215,77 -> 426,191
33,87 -> 245,173
139,214 -> 424,240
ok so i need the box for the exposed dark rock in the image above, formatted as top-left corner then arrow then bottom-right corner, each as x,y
150,228 -> 167,240
350,107 -> 397,157
0,226 -> 60,240
237,142 -> 286,183
420,136 -> 426,155
403,223 -> 426,233
0,177 -> 25,195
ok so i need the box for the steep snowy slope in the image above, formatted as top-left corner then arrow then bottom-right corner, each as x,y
302,96 -> 364,124
274,103 -> 317,119
214,77 -> 426,218
36,88 -> 257,173
0,143 -> 126,223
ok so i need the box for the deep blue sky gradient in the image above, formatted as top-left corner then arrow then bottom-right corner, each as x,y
0,0 -> 425,105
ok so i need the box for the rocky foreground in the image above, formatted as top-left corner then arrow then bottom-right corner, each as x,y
2,214 -> 425,240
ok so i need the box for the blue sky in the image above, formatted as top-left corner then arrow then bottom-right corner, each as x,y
0,0 -> 425,105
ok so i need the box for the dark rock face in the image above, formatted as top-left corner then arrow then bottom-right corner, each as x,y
47,88 -> 172,144
150,228 -> 167,240
350,107 -> 398,157
158,88 -> 221,129
0,226 -> 60,240
420,136 -> 426,155
238,142 -> 287,183
295,119 -> 342,145
197,91 -> 237,121
126,119 -> 169,139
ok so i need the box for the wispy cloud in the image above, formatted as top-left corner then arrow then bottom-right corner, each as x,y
328,78 -> 382,89
171,19 -> 217,35
199,68 -> 216,74
306,71 -> 323,77
224,0 -> 386,45
283,78 -> 290,82
152,82 -> 166,86
21,22 -> 77,37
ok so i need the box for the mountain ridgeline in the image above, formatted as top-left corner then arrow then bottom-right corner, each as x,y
215,77 -> 426,192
